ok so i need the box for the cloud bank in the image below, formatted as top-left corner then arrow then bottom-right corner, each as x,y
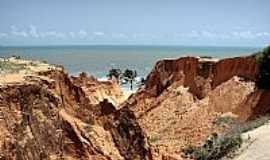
0,25 -> 269,46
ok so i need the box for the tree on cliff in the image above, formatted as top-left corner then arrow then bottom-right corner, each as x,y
123,69 -> 137,90
256,46 -> 270,89
107,68 -> 122,84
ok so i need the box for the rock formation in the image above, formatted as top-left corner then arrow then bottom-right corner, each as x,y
0,58 -> 151,160
120,55 -> 269,159
71,72 -> 126,107
0,54 -> 269,160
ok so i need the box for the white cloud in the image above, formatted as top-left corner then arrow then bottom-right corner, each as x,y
93,31 -> 105,36
11,25 -> 28,37
111,33 -> 127,38
229,31 -> 270,39
132,33 -> 146,39
201,31 -> 217,38
29,25 -> 39,38
69,32 -> 76,38
40,31 -> 66,38
186,30 -> 200,38
4,25 -> 270,42
69,30 -> 88,38
131,33 -> 163,40
10,25 -> 67,39
256,32 -> 270,37
0,33 -> 8,38
236,31 -> 254,39
179,30 -> 270,40
78,30 -> 87,37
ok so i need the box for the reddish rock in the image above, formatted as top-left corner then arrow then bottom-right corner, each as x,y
0,68 -> 151,160
120,55 -> 268,159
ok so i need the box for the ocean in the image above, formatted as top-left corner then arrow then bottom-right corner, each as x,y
0,45 -> 260,79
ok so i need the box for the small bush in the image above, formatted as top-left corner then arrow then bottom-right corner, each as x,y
42,60 -> 48,64
11,55 -> 21,59
199,56 -> 213,59
183,132 -> 242,160
176,90 -> 182,96
149,133 -> 160,143
29,62 -> 38,66
213,116 -> 236,126
183,115 -> 270,160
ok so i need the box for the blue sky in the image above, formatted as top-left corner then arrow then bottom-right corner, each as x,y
0,0 -> 269,46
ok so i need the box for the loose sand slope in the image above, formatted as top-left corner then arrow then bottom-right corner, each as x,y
234,122 -> 270,160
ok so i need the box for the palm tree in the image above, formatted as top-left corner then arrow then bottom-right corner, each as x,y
107,68 -> 122,83
123,69 -> 137,90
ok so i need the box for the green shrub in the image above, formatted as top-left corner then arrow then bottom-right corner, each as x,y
176,90 -> 182,96
183,115 -> 270,160
42,60 -> 48,64
149,133 -> 160,143
183,132 -> 242,160
199,56 -> 213,59
213,116 -> 236,126
255,46 -> 270,89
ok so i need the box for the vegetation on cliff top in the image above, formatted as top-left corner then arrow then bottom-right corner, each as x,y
0,59 -> 26,73
255,45 -> 270,89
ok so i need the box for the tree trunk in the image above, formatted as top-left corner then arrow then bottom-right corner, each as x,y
130,80 -> 133,90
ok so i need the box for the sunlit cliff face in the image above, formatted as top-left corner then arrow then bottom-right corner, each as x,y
0,54 -> 270,159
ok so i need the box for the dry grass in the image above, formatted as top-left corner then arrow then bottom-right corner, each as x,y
0,61 -> 26,73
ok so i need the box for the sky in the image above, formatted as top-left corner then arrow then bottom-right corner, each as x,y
0,0 -> 269,46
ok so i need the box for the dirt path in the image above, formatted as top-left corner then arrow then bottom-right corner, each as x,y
234,122 -> 270,160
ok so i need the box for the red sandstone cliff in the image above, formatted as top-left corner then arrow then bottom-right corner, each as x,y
0,55 -> 269,160
0,59 -> 151,160
71,72 -> 126,107
144,56 -> 258,98
120,55 -> 269,159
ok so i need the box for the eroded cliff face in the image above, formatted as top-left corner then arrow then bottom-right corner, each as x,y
211,56 -> 258,88
0,55 -> 269,160
0,60 -> 151,160
144,56 -> 258,99
0,71 -> 109,160
121,55 -> 269,159
71,72 -> 126,107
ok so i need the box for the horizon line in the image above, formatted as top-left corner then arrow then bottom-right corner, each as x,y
0,44 -> 264,48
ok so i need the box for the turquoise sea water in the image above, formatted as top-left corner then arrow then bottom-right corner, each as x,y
0,45 -> 260,78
